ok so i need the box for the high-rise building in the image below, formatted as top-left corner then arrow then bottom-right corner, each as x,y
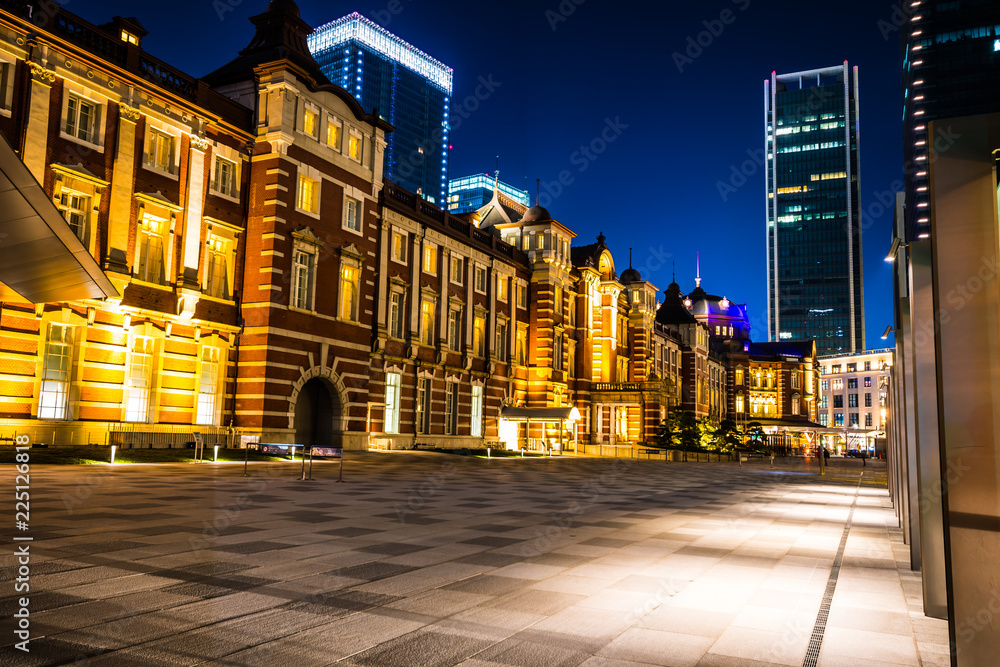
764,63 -> 864,355
308,12 -> 452,204
447,173 -> 530,215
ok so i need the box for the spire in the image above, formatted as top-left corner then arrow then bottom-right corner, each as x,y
695,251 -> 701,288
672,260 -> 676,284
628,248 -> 633,269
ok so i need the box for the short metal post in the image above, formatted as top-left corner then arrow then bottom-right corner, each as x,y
244,442 -> 249,477
307,448 -> 314,480
299,446 -> 306,479
336,451 -> 344,482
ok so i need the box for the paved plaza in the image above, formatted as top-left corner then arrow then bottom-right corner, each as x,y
3,453 -> 949,666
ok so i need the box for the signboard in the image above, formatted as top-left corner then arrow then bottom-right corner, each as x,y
193,432 -> 204,460
260,444 -> 293,455
311,447 -> 343,458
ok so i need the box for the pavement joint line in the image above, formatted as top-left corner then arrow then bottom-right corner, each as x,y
801,471 -> 864,667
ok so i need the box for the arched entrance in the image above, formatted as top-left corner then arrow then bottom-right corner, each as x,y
293,378 -> 340,447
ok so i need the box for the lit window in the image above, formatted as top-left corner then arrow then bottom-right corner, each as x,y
474,315 -> 486,356
735,394 -> 744,413
497,276 -> 508,302
38,324 -> 72,420
832,379 -> 844,390
451,256 -> 464,284
66,95 -> 99,144
553,333 -> 563,370
448,308 -> 462,351
475,266 -> 487,293
554,285 -> 562,314
212,156 -> 238,198
121,30 -> 138,45
205,237 -> 230,299
516,324 -> 528,366
445,382 -> 458,435
391,231 -> 407,263
196,347 -> 220,425
471,386 -> 483,437
792,396 -> 800,416
327,120 -> 341,149
339,263 -> 359,321
496,320 -> 508,362
389,291 -> 404,338
135,216 -> 166,284
865,413 -> 873,427
820,413 -> 829,426
302,106 -> 318,138
791,371 -> 800,389
864,376 -> 872,387
820,396 -> 828,409
865,393 -> 872,407
423,243 -> 437,275
517,284 -> 527,309
415,378 -> 430,434
344,196 -> 361,232
57,191 -> 89,244
735,368 -> 744,385
348,132 -> 362,160
384,372 -> 400,434
420,299 -> 435,345
146,128 -> 176,174
567,342 -> 576,377
125,337 -> 154,423
297,174 -> 319,214
291,249 -> 315,310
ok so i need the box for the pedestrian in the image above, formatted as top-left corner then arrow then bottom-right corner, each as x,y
823,447 -> 830,462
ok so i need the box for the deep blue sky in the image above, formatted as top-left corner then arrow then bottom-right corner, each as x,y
87,0 -> 903,349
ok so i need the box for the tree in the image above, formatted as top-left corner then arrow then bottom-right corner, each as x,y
742,421 -> 767,454
709,418 -> 743,460
656,410 -> 703,461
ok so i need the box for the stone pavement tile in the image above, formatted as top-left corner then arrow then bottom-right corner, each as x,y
818,627 -> 920,666
488,588 -> 585,616
530,574 -> 610,596
827,605 -> 913,635
351,571 -> 451,596
580,587 -> 666,615
597,627 -> 715,666
489,561 -> 567,581
385,588 -> 493,617
445,605 -> 546,633
708,625 -> 809,666
442,574 -> 532,596
471,634 -> 592,666
344,628 -> 495,666
637,607 -> 737,639
730,604 -> 816,633
532,602 -> 636,639
579,657 -> 665,667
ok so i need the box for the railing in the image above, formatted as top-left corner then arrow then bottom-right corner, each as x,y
419,200 -> 444,222
51,14 -> 128,67
140,56 -> 197,98
593,382 -> 645,392
108,424 -> 237,449
448,217 -> 470,234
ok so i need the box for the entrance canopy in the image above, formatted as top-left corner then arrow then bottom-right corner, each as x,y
0,135 -> 117,303
498,406 -> 581,423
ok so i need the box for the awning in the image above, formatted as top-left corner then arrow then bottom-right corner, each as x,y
0,134 -> 117,303
498,406 -> 581,422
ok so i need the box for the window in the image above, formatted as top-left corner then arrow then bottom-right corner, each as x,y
384,373 -> 400,434
752,371 -> 761,388
344,196 -> 361,232
391,231 -> 407,264
865,413 -> 873,427
389,291 -> 404,338
212,156 -> 238,198
819,413 -> 829,426
791,396 -> 800,416
348,131 -> 362,160
146,128 -> 176,174
302,106 -> 318,138
474,315 -> 486,356
474,266 -> 487,293
516,324 -> 527,365
66,94 -> 99,144
297,173 -> 319,214
196,347 -> 220,425
791,371 -> 800,389
567,342 -> 576,377
567,294 -> 576,326
517,283 -> 527,309
420,299 -> 435,345
849,413 -> 859,427
415,378 -> 430,434
291,249 -> 315,310
339,263 -> 359,321
471,386 -> 483,437
553,333 -> 563,371
832,379 -> 844,391
327,119 -> 341,149
121,29 -> 138,45
448,308 -> 462,351
864,376 -> 872,387
38,324 -> 72,420
497,276 -> 508,302
820,396 -> 828,409
864,361 -> 872,371
834,413 -> 844,426
445,382 -> 458,435
554,285 -> 562,314
864,392 -> 872,407
451,256 -> 464,284
0,60 -> 11,112
848,378 -> 858,389
847,363 -> 857,372
496,320 -> 508,362
832,364 -> 841,373
125,337 -> 154,422
423,243 -> 437,275
834,395 -> 844,408
135,216 -> 166,284
848,393 -> 858,408
205,237 -> 230,299
57,191 -> 89,244
735,368 -> 744,385
735,394 -> 744,413
820,379 -> 829,391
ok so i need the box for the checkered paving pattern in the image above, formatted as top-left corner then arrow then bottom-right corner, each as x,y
1,453 -> 948,666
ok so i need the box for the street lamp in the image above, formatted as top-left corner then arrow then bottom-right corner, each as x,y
881,325 -> 897,340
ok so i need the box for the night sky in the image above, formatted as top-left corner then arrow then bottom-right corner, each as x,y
86,0 -> 904,349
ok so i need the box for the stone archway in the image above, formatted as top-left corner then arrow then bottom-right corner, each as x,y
288,367 -> 348,447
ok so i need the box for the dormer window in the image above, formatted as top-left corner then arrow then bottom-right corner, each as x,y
121,30 -> 139,45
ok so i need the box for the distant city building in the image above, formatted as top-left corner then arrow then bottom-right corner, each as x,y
447,173 -> 530,215
765,63 -> 865,355
816,349 -> 892,453
309,12 -> 452,204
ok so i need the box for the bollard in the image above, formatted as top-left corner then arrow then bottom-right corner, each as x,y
487,447 -> 491,458
244,443 -> 249,477
214,445 -> 219,462
110,445 -> 116,464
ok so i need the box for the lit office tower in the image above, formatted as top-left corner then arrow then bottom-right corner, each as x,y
765,63 -> 864,355
447,173 -> 530,215
309,12 -> 452,204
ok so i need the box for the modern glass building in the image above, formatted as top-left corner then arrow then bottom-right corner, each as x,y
765,63 -> 864,355
447,173 -> 530,215
308,12 -> 452,204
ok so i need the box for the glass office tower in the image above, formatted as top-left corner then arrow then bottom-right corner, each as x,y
765,63 -> 864,355
309,13 -> 452,204
447,173 -> 530,215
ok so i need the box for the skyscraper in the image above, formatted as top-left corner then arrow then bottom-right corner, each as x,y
764,63 -> 864,355
309,12 -> 452,204
447,173 -> 530,215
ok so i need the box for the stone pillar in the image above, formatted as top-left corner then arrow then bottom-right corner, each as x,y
22,60 -> 55,183
106,103 -> 141,275
179,135 -> 209,289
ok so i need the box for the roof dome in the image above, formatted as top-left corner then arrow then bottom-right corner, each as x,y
520,206 -> 552,222
620,267 -> 642,283
686,290 -> 747,320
